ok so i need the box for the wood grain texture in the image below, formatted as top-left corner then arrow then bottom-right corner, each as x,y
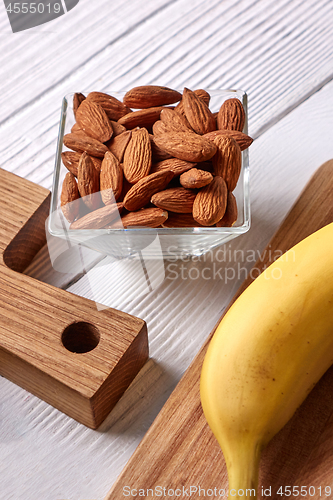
0,168 -> 148,429
107,160 -> 333,498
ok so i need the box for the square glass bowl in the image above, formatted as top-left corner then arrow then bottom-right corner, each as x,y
48,89 -> 250,259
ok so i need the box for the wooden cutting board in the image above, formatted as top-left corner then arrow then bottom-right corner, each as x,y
0,168 -> 148,429
107,160 -> 333,499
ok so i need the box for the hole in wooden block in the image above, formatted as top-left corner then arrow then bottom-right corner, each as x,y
62,322 -> 100,353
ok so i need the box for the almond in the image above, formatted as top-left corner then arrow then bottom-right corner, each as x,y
73,93 -> 86,117
77,152 -> 101,210
204,129 -> 253,151
124,170 -> 174,211
217,98 -> 245,131
193,89 -> 211,106
151,187 -> 197,213
154,131 -> 217,162
151,158 -> 197,176
63,133 -> 109,158
62,151 -> 102,177
100,151 -> 123,204
61,172 -> 80,223
152,120 -> 169,136
110,120 -> 127,136
162,212 -> 204,228
71,122 -> 86,136
216,191 -> 238,227
192,176 -> 227,226
119,207 -> 168,228
182,87 -> 216,135
76,99 -> 113,143
175,88 -> 211,115
180,168 -> 213,189
159,107 -> 192,133
150,134 -> 173,161
70,203 -> 123,230
212,135 -> 241,191
90,156 -> 103,173
86,92 -> 131,120
118,107 -> 164,129
107,130 -> 132,162
123,86 -> 182,109
123,128 -> 152,183
61,151 -> 81,176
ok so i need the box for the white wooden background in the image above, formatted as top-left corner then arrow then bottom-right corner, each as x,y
0,0 -> 333,499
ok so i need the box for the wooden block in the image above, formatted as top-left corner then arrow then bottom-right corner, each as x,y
0,168 -> 148,429
107,160 -> 333,497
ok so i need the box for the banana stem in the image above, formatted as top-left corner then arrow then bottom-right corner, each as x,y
226,443 -> 261,500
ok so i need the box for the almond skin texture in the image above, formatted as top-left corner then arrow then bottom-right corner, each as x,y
100,151 -> 123,204
175,88 -> 211,115
216,191 -> 238,227
110,120 -> 127,136
154,131 -> 217,163
120,177 -> 133,201
152,120 -> 169,136
193,89 -> 211,106
150,135 -> 173,161
90,156 -> 103,173
192,176 -> 228,226
61,151 -> 102,176
180,168 -> 213,189
71,123 -> 86,136
63,133 -> 109,158
86,92 -> 131,120
123,86 -> 182,109
73,93 -> 86,117
120,207 -> 168,228
182,87 -> 216,135
107,130 -> 132,162
76,99 -> 113,143
160,107 -> 192,133
124,170 -> 174,211
61,172 -> 80,223
118,107 -> 164,130
77,152 -> 101,210
212,135 -> 242,191
151,158 -> 197,176
204,129 -> 253,151
217,98 -> 245,131
70,203 -> 123,230
151,187 -> 197,213
123,128 -> 152,183
62,151 -> 81,176
162,212 -> 204,228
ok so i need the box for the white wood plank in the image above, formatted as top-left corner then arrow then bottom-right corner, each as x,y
2,78 -> 333,500
0,0 -> 179,122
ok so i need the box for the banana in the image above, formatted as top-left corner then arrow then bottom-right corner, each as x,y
200,222 -> 333,500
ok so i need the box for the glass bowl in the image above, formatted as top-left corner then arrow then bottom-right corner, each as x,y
48,89 -> 250,260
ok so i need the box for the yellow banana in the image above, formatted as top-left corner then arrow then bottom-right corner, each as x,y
200,222 -> 333,500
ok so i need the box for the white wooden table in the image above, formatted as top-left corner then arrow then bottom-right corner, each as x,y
0,1 -> 333,498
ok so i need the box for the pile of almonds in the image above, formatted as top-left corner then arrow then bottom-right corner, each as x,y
60,85 -> 253,229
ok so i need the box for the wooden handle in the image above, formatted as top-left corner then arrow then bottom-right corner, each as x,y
0,168 -> 148,428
